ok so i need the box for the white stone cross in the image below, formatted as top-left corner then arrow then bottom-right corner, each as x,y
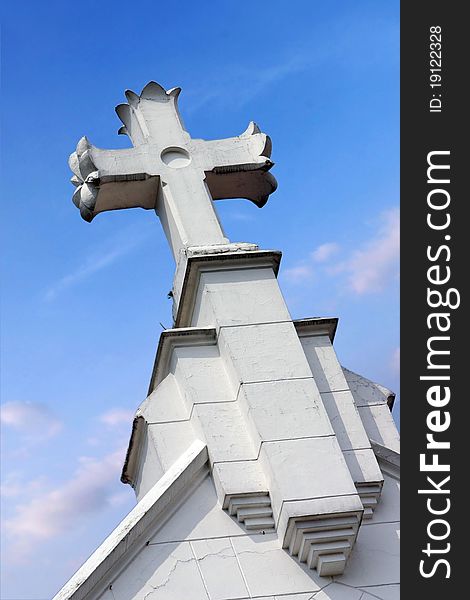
69,81 -> 277,258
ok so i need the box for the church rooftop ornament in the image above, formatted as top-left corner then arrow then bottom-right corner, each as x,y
68,81 -> 277,259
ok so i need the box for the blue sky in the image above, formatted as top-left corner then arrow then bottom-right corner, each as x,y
0,1 -> 399,598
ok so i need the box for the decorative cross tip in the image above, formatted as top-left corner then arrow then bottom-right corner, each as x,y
69,136 -> 99,222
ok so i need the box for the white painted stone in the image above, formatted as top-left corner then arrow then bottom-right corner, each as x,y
357,405 -> 400,453
110,541 -> 207,600
171,344 -> 236,406
343,368 -> 394,407
238,379 -> 333,443
273,594 -> 319,600
219,321 -> 313,384
312,583 -> 363,599
172,245 -> 281,324
260,437 -> 359,525
297,334 -> 386,513
191,267 -> 291,328
336,522 -> 400,588
300,335 -> 349,393
134,425 -> 164,500
151,472 -> 244,543
193,402 -> 258,463
343,449 -> 383,486
212,460 -> 268,508
231,533 -> 324,597
138,373 -> 189,423
146,420 -> 198,475
320,391 -> 371,451
191,538 -> 249,600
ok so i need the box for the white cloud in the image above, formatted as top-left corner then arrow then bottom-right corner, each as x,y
280,207 -> 399,299
282,264 -> 314,283
99,408 -> 134,428
1,401 -> 63,441
1,474 -> 46,499
186,54 -> 309,114
311,242 -> 340,263
331,207 -> 399,294
4,448 -> 128,561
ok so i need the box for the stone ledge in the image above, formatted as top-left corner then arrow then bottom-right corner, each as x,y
293,317 -> 339,343
227,493 -> 275,532
355,482 -> 383,520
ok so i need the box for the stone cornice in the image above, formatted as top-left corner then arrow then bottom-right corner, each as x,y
293,317 -> 339,342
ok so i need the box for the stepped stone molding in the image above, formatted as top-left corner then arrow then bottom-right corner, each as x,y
281,496 -> 363,577
226,493 -> 275,532
355,482 -> 383,520
287,514 -> 360,576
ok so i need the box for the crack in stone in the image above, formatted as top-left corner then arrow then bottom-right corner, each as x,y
306,581 -> 332,598
196,545 -> 235,561
332,580 -> 394,600
142,555 -> 196,599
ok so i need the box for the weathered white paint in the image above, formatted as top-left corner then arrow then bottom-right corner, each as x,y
238,378 -> 334,444
300,335 -> 350,394
191,266 -> 291,328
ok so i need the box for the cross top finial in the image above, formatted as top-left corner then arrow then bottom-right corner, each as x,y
69,81 -> 277,259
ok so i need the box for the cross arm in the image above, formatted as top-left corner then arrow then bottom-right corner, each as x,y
191,122 -> 277,207
68,137 -> 159,221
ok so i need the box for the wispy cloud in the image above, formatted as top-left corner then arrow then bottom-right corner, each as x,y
1,401 -> 63,442
282,240 -> 339,285
99,408 -> 134,428
280,207 -> 399,298
185,54 -> 312,115
336,207 -> 399,294
0,474 -> 47,500
4,448 -> 127,562
43,228 -> 150,301
311,242 -> 340,263
282,264 -> 314,284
